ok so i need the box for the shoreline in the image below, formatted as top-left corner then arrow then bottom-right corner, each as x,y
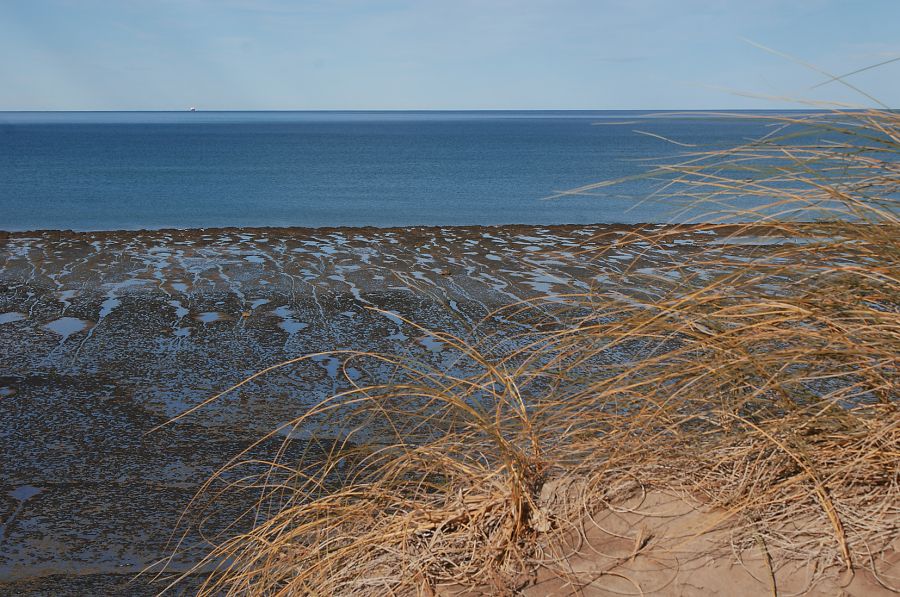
0,221 -> 660,237
0,220 -> 834,241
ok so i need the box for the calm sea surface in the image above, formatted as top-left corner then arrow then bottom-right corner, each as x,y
0,110 -> 792,231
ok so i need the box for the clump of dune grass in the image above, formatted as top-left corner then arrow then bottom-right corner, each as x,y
158,108 -> 898,595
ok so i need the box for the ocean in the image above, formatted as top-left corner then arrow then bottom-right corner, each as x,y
0,110 -> 790,231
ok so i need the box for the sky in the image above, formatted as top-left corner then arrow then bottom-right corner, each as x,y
1,0 -> 898,110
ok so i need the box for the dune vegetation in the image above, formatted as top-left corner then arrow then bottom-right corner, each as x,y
159,108 -> 898,595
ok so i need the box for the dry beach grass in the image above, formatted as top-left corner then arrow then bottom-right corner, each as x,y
157,109 -> 899,595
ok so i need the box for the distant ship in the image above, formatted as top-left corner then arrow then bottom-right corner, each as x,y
189,107 -> 197,112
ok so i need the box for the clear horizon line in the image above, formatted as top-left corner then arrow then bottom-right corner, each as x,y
0,107 -> 838,113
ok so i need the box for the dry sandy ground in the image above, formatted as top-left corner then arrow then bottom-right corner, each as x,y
522,488 -> 899,596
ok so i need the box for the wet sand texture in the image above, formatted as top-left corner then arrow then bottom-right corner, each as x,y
2,223 -> 892,594
0,223 -> 695,589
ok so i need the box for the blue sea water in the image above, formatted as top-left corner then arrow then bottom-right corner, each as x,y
0,110 -> 792,231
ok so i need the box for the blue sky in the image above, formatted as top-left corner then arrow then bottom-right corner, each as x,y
1,0 -> 898,110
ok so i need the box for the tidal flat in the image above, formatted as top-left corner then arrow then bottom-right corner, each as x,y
0,222 -> 842,592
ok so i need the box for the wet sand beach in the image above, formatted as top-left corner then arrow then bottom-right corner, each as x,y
0,223 -> 894,594
0,223 -> 680,592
